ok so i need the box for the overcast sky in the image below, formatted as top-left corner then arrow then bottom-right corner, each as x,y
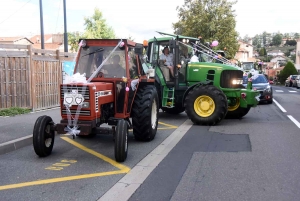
0,0 -> 299,43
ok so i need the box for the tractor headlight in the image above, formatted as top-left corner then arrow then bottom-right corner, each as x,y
232,79 -> 243,85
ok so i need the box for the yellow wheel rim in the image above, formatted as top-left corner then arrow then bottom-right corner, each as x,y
194,95 -> 215,117
228,98 -> 240,111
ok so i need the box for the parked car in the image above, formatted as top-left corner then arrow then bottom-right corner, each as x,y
285,75 -> 298,87
243,74 -> 273,104
269,80 -> 274,84
295,75 -> 300,89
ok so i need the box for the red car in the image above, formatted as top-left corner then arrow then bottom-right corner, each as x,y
269,80 -> 274,84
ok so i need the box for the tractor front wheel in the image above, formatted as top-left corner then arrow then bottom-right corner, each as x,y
185,85 -> 227,125
132,85 -> 159,141
114,119 -> 128,162
33,115 -> 55,157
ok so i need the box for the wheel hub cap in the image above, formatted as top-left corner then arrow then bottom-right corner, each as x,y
194,95 -> 215,117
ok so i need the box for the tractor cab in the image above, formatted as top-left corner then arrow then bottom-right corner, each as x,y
73,39 -> 145,116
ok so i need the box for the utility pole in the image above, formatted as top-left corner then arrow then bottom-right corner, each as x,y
39,0 -> 44,49
63,0 -> 68,52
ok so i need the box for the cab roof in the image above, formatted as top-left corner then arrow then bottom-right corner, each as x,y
148,31 -> 199,42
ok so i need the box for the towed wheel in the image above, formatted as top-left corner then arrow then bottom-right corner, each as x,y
226,98 -> 251,118
132,85 -> 159,141
114,119 -> 128,162
33,115 -> 55,157
226,106 -> 251,119
185,85 -> 227,125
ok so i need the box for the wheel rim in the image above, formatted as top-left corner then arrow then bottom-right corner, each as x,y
151,99 -> 157,129
228,98 -> 240,111
194,95 -> 215,117
44,125 -> 52,148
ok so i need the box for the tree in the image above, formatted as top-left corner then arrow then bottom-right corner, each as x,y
272,34 -> 282,46
68,31 -> 83,52
259,47 -> 267,56
294,33 -> 300,39
278,61 -> 298,83
252,35 -> 260,46
83,8 -> 115,39
173,0 -> 239,58
285,40 -> 297,46
262,31 -> 267,46
68,8 -> 116,51
242,34 -> 251,43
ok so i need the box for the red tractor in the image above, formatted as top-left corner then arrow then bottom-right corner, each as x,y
33,39 -> 159,162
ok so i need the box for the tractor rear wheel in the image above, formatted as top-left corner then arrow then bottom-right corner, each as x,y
184,85 -> 227,125
132,85 -> 159,141
114,119 -> 128,162
33,115 -> 55,157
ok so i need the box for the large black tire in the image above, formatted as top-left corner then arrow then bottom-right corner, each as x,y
33,115 -> 55,157
184,85 -> 227,125
114,119 -> 128,162
226,106 -> 251,119
162,105 -> 185,114
132,85 -> 159,141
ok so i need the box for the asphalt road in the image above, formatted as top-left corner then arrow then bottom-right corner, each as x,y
0,85 -> 300,201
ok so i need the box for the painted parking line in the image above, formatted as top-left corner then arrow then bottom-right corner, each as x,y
275,90 -> 284,92
0,121 -> 178,191
0,137 -> 130,191
128,121 -> 178,131
288,91 -> 297,93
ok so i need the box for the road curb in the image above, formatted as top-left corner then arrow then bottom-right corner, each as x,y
0,135 -> 32,155
98,120 -> 193,201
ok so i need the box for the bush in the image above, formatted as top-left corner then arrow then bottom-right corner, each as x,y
278,61 -> 298,83
0,107 -> 31,116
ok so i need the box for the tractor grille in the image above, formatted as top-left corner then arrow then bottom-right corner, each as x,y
220,70 -> 244,88
60,85 -> 90,100
61,109 -> 91,116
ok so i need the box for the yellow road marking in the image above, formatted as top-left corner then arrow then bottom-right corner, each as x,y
158,121 -> 178,129
0,170 -> 126,191
0,121 -> 178,191
61,137 -> 130,171
0,137 -> 130,191
129,121 -> 178,131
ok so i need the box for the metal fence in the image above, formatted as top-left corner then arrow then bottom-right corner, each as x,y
0,44 -> 76,111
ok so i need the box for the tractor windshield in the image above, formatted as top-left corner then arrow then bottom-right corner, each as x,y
241,62 -> 254,71
76,46 -> 126,78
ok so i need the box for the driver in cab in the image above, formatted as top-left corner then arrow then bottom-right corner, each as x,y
100,55 -> 125,78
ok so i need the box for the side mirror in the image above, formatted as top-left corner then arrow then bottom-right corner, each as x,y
134,44 -> 143,55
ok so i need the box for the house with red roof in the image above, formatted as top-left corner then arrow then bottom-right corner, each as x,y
234,40 -> 256,63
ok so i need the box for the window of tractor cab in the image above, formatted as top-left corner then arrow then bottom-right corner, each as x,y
127,47 -> 139,79
75,46 -> 126,78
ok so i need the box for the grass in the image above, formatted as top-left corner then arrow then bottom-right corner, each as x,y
0,107 -> 31,117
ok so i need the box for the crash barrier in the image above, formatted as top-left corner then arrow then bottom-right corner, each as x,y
0,44 -> 76,111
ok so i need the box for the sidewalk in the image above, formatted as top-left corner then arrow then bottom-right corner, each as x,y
0,108 -> 61,155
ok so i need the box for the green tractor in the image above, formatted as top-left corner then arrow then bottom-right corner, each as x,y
144,32 -> 259,125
